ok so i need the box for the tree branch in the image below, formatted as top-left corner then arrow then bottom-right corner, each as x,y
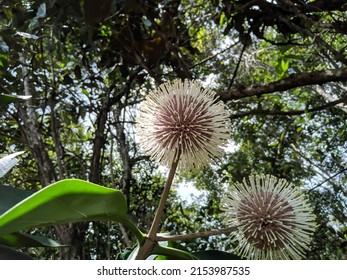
220,67 -> 347,101
228,39 -> 248,90
156,226 -> 236,242
89,93 -> 112,184
17,53 -> 56,187
231,94 -> 347,118
113,106 -> 133,199
89,80 -> 133,184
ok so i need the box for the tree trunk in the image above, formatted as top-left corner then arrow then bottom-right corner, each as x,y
18,54 -> 82,259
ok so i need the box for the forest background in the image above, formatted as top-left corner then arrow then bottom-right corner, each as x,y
1,0 -> 347,259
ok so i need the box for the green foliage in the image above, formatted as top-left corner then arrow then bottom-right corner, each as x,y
0,185 -> 33,215
0,244 -> 32,260
0,95 -> 31,108
0,0 -> 346,259
0,232 -> 62,248
0,179 -> 144,259
0,178 -> 239,260
0,179 -> 130,237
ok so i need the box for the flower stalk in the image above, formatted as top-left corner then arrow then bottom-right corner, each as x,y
148,150 -> 181,241
135,151 -> 180,260
135,79 -> 231,259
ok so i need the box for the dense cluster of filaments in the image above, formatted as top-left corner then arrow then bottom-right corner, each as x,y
136,79 -> 230,169
221,174 -> 316,260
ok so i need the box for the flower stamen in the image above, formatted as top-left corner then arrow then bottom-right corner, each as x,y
136,79 -> 231,169
221,174 -> 316,260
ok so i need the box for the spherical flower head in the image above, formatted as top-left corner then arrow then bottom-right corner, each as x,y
136,79 -> 231,169
221,174 -> 316,260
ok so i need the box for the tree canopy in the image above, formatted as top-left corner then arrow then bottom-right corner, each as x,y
1,0 -> 347,259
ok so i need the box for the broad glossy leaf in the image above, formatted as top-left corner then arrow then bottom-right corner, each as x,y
0,232 -> 62,248
151,243 -> 196,260
0,179 -> 128,236
0,245 -> 32,260
0,185 -> 34,215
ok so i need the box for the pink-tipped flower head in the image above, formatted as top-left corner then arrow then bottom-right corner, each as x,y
221,174 -> 316,259
136,79 -> 231,169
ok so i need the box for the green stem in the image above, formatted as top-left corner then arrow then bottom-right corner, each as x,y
148,153 -> 180,240
135,151 -> 180,259
118,217 -> 145,243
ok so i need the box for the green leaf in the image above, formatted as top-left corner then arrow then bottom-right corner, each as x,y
0,179 -> 129,237
121,241 -> 197,260
275,58 -> 289,78
125,244 -> 140,260
0,53 -> 8,67
191,250 -> 243,260
0,185 -> 34,215
82,88 -> 89,96
281,59 -> 289,73
0,151 -> 25,179
0,244 -> 32,260
152,243 -> 197,260
117,246 -> 137,260
0,94 -> 31,108
0,232 -> 63,248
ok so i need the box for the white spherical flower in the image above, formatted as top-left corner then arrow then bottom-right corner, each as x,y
221,174 -> 316,260
136,79 -> 231,169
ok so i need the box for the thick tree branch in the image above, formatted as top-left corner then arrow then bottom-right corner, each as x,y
220,67 -> 347,101
89,72 -> 138,184
89,93 -> 112,184
89,88 -> 127,184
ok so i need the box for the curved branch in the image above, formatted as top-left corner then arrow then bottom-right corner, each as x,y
220,67 -> 347,101
156,226 -> 236,242
231,94 -> 347,118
